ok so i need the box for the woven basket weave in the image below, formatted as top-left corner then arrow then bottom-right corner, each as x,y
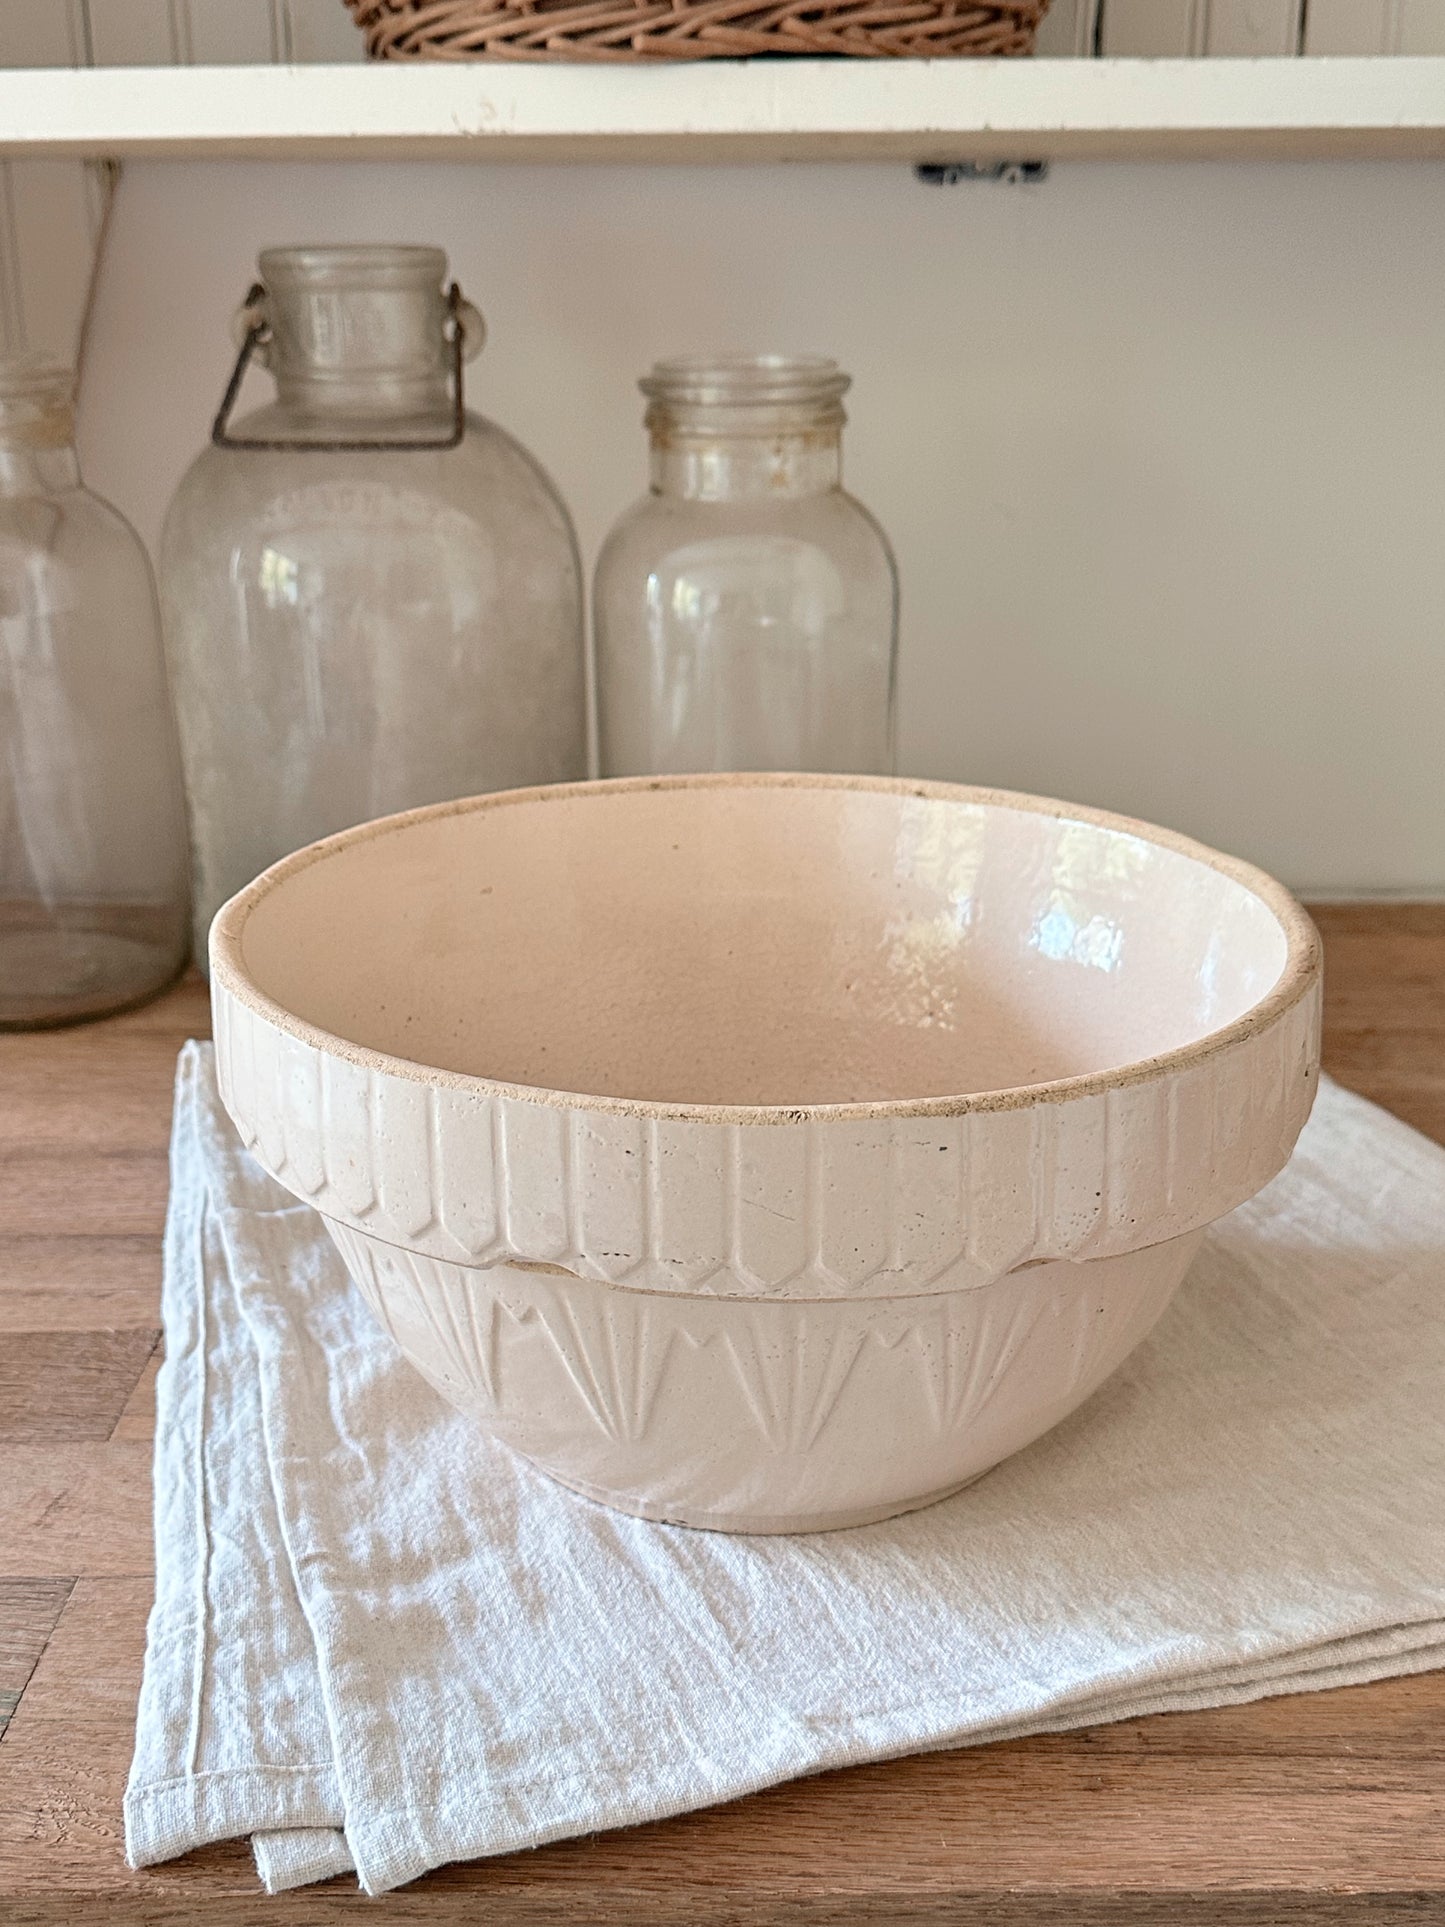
344,0 -> 1050,62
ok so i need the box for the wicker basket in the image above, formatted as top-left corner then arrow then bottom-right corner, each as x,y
343,0 -> 1050,62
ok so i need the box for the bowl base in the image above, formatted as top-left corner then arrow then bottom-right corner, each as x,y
518,1454 -> 993,1536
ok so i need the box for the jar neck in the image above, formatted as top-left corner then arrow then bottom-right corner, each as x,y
641,357 -> 850,505
650,430 -> 842,501
271,368 -> 452,420
0,418 -> 79,496
257,246 -> 455,422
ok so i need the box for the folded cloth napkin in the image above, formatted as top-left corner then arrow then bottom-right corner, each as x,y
125,1044 -> 1445,1896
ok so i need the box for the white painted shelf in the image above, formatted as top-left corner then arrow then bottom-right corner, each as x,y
0,55 -> 1444,163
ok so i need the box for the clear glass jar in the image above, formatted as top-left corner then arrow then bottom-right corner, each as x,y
161,245 -> 585,960
594,355 -> 898,778
0,358 -> 190,1027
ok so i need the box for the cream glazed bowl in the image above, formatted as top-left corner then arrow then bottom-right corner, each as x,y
210,774 -> 1321,1534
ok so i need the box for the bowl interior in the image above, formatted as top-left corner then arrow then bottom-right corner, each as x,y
229,781 -> 1297,1109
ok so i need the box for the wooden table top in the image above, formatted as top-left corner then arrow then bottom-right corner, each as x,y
1,903 -> 1443,1925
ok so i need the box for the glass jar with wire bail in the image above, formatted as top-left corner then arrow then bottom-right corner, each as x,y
160,244 -> 586,961
593,354 -> 898,778
0,357 -> 190,1026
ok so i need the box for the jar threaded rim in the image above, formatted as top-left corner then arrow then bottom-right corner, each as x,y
640,354 -> 849,409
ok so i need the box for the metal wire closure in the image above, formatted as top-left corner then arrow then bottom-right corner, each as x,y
211,281 -> 469,453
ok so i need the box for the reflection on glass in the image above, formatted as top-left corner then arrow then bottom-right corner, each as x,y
595,356 -> 897,778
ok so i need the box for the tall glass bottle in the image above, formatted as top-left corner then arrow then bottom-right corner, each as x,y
594,355 -> 898,778
0,358 -> 189,1027
161,245 -> 585,958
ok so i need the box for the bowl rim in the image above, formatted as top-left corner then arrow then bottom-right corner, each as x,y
209,771 -> 1322,1127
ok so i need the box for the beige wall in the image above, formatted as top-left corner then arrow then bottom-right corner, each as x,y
80,156 -> 1445,893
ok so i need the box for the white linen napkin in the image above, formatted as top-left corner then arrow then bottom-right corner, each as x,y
125,1044 -> 1445,1896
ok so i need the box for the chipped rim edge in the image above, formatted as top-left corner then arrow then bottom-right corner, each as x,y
209,771 -> 1322,1129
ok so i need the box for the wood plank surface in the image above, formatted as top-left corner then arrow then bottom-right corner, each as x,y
0,1265 -> 163,1334
0,1331 -> 159,1444
0,910 -> 1440,1922
0,1444 -> 155,1578
110,1350 -> 162,1443
8,1579 -> 151,1726
0,1581 -> 71,1738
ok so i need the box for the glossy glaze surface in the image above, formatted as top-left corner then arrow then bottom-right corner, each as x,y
229,775 -> 1303,1109
211,774 -> 1321,1530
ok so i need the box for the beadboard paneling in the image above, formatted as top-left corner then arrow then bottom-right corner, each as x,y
0,1 -> 96,362
1204,0 -> 1302,54
185,0 -> 284,65
1099,0 -> 1205,56
85,0 -> 184,65
1305,0 -> 1445,54
282,0 -> 366,61
0,0 -> 89,64
1398,0 -> 1445,52
0,1 -> 363,68
1033,0 -> 1100,57
1099,0 -> 1302,55
0,0 -> 362,369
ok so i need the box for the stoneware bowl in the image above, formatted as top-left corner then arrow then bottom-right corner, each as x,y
210,774 -> 1322,1534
